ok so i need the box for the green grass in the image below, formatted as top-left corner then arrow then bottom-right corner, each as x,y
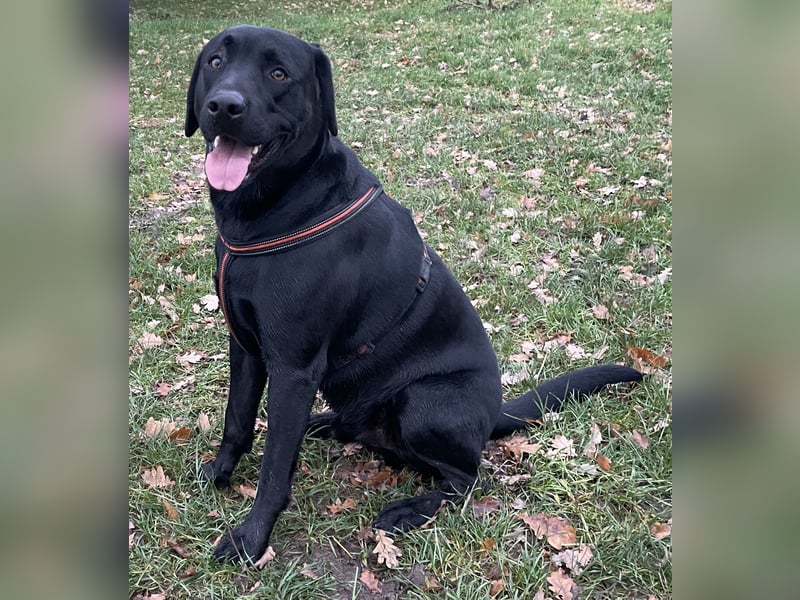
129,0 -> 672,597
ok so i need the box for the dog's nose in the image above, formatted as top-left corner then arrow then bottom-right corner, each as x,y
206,91 -> 246,122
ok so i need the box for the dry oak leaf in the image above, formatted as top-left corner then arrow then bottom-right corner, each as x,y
547,435 -> 577,458
254,545 -> 276,569
651,521 -> 672,540
595,453 -> 612,472
360,569 -> 382,593
327,497 -> 358,515
498,434 -> 542,460
489,578 -> 506,597
143,417 -> 177,438
197,412 -> 212,433
548,567 -> 579,600
162,499 -> 179,521
518,513 -> 577,549
583,422 -> 603,457
373,529 -> 402,568
169,426 -> 192,443
630,429 -> 649,450
551,544 -> 594,576
472,496 -> 502,518
141,466 -> 174,489
236,484 -> 257,499
138,331 -> 163,349
199,293 -> 219,311
627,346 -> 668,370
532,590 -> 547,600
591,304 -> 610,320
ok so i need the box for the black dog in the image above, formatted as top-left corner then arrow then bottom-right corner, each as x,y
184,25 -> 642,563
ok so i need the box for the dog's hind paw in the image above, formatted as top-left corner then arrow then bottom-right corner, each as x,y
373,493 -> 447,532
199,460 -> 231,489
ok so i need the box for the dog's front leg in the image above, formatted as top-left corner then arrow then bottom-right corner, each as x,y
213,369 -> 317,563
201,337 -> 267,488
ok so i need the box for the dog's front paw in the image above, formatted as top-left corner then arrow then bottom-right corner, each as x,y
213,520 -> 269,564
199,460 -> 231,489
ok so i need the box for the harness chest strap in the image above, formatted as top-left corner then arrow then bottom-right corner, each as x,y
214,186 -> 432,361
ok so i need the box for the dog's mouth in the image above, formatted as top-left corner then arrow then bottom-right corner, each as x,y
204,135 -> 281,191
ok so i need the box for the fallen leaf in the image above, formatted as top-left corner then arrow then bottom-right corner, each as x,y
547,435 -> 576,458
627,346 -> 668,370
327,497 -> 358,515
373,529 -> 402,568
523,168 -> 545,180
489,578 -> 506,597
518,513 -> 577,549
548,567 -> 578,600
162,499 -> 179,521
423,575 -> 442,591
176,350 -> 207,366
595,453 -> 612,472
169,426 -> 192,443
551,544 -> 594,576
501,369 -> 529,386
154,382 -> 172,397
236,484 -> 257,499
630,429 -> 649,450
199,294 -> 219,311
583,423 -> 602,457
197,412 -> 211,433
498,435 -> 542,460
138,331 -> 163,349
300,568 -> 320,580
254,545 -> 276,569
591,304 -> 610,320
141,466 -> 174,489
167,539 -> 190,558
143,417 -> 177,438
479,537 -> 497,556
651,521 -> 671,540
360,569 -> 382,593
472,497 -> 502,518
532,590 -> 547,600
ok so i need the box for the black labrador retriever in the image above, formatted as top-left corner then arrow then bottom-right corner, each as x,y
184,25 -> 642,563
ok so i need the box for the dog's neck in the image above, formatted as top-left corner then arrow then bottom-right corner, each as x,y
209,134 -> 374,245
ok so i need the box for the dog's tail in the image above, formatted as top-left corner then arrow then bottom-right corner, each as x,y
490,364 -> 643,439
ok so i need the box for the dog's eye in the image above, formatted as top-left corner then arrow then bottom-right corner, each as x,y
271,68 -> 288,81
208,56 -> 222,69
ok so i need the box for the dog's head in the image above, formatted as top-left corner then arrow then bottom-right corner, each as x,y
184,25 -> 338,192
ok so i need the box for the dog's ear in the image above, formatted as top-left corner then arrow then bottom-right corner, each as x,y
184,49 -> 204,137
312,44 -> 338,137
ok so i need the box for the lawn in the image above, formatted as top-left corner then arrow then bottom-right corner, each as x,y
129,0 -> 672,598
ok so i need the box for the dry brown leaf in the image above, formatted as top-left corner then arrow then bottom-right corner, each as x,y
583,422 -> 602,457
169,426 -> 192,443
162,499 -> 179,521
547,435 -> 576,458
373,529 -> 402,568
254,545 -> 276,569
498,434 -> 542,460
176,349 -> 207,367
627,346 -> 668,370
532,590 -> 547,600
141,466 -> 174,489
591,304 -> 610,319
300,568 -> 320,580
523,168 -> 545,180
548,568 -> 578,600
489,578 -> 506,597
630,429 -> 649,450
236,484 -> 257,499
138,331 -> 163,349
551,544 -> 594,576
154,382 -> 172,397
327,497 -> 358,515
651,521 -> 671,540
360,569 -> 382,593
143,417 -> 177,438
472,496 -> 502,518
423,575 -> 442,591
167,539 -> 190,558
197,412 -> 211,433
595,453 -> 612,472
518,513 -> 577,549
199,294 -> 219,311
479,537 -> 497,557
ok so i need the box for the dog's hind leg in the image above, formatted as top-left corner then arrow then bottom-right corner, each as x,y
200,338 -> 267,488
372,377 -> 499,532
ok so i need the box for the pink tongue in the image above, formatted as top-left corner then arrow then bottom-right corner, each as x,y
205,137 -> 255,191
